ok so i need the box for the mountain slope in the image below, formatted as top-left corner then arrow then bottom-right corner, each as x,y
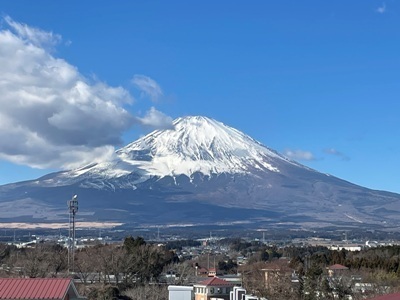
0,116 -> 399,229
61,116 -> 299,182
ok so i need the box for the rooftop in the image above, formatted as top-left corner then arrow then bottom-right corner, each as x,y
367,293 -> 400,300
0,278 -> 82,300
195,277 -> 234,287
326,264 -> 349,270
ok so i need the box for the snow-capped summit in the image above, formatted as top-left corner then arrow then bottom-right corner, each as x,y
67,116 -> 297,181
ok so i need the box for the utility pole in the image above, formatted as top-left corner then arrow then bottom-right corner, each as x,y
68,195 -> 78,274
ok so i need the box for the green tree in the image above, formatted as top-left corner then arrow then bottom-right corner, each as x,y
124,236 -> 146,253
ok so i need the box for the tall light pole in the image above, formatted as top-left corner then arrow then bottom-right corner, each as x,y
68,194 -> 78,274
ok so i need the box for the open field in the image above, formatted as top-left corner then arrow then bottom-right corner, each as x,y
0,222 -> 123,229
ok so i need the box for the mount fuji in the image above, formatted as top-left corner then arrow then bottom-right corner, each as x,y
1,116 -> 399,229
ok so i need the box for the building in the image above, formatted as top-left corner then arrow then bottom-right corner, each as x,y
367,292 -> 400,300
230,286 -> 246,300
329,244 -> 362,252
262,260 -> 296,289
326,264 -> 349,277
196,267 -> 209,277
168,283 -> 263,300
207,268 -> 217,277
169,285 -> 194,300
193,277 -> 234,300
194,266 -> 220,278
218,274 -> 242,286
0,278 -> 86,300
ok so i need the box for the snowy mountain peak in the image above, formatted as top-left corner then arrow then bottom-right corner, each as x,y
4,115 -> 399,229
67,116 -> 296,181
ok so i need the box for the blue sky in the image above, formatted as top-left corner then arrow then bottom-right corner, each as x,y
0,1 -> 399,193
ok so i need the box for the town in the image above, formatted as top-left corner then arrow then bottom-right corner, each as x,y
0,225 -> 400,300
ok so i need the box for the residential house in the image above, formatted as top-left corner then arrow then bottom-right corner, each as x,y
193,277 -> 234,300
0,278 -> 86,300
262,260 -> 297,289
207,268 -> 217,277
326,264 -> 349,277
367,292 -> 400,300
196,267 -> 209,277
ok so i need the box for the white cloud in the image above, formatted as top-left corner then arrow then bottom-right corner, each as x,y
132,74 -> 163,102
137,107 -> 173,130
0,17 -> 172,170
4,15 -> 61,50
376,3 -> 386,14
284,149 -> 315,161
324,148 -> 350,161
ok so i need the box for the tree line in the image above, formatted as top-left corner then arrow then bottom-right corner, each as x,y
1,237 -> 400,299
0,237 -> 178,299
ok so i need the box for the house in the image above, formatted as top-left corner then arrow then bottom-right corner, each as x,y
196,267 -> 209,277
194,266 -> 221,278
168,284 -> 263,300
367,292 -> 400,300
207,268 -> 217,277
0,278 -> 86,300
326,264 -> 349,277
193,277 -> 234,300
261,260 -> 296,289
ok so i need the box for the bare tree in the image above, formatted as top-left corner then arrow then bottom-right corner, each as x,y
122,284 -> 168,300
46,244 -> 68,277
75,246 -> 100,284
19,245 -> 51,278
241,261 -> 300,300
163,261 -> 194,285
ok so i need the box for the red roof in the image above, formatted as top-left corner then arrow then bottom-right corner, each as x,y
196,277 -> 234,287
327,264 -> 349,270
0,278 -> 73,299
367,292 -> 400,300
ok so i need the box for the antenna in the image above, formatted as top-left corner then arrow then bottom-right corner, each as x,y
342,230 -> 350,242
68,194 -> 78,274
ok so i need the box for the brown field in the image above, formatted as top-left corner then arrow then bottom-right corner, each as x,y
0,222 -> 123,229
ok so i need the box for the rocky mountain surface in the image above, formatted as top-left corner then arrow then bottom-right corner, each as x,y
1,116 -> 399,230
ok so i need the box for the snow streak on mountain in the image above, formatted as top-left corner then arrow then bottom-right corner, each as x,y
64,116 -> 300,182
